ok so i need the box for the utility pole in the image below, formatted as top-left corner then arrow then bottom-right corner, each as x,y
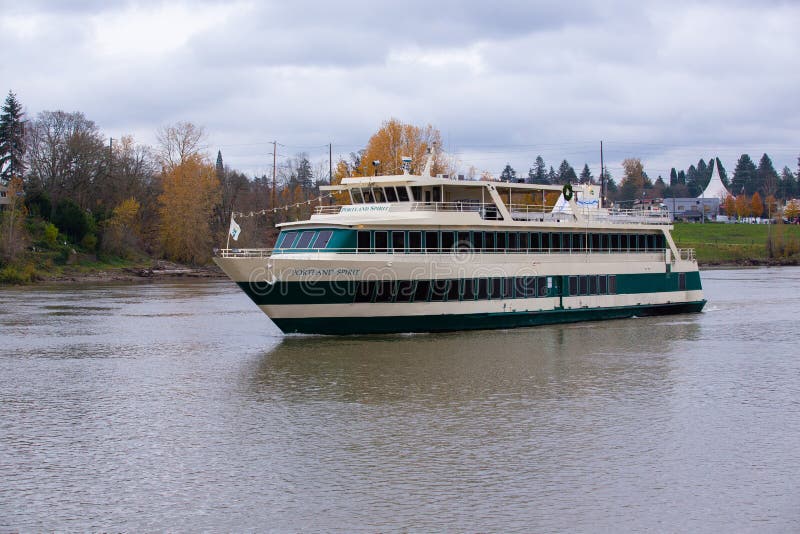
329,143 -> 333,185
272,140 -> 277,211
600,140 -> 605,207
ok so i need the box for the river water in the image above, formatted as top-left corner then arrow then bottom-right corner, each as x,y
1,267 -> 799,532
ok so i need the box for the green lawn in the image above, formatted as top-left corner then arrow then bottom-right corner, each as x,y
672,222 -> 800,264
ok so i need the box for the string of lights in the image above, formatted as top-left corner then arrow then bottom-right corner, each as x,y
232,193 -> 336,218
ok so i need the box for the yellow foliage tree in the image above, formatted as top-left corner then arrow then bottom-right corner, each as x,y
621,158 -> 646,189
735,194 -> 750,219
722,194 -> 736,216
158,157 -> 220,264
750,192 -> 763,218
784,200 -> 800,220
103,197 -> 141,258
356,118 -> 447,177
764,194 -> 778,218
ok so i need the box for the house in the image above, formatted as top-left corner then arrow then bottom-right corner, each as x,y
0,182 -> 10,211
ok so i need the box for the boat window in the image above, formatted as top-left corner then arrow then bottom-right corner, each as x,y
609,275 -> 617,294
397,187 -> 410,202
275,232 -> 288,248
647,234 -> 656,250
312,230 -> 333,249
354,281 -> 375,303
569,276 -> 578,296
575,233 -> 586,252
280,231 -> 298,249
457,231 -> 471,251
580,275 -> 589,295
610,234 -> 619,251
430,280 -> 449,301
471,232 -> 482,251
462,279 -> 476,300
447,279 -> 461,301
352,189 -> 364,204
538,277 -> 548,297
396,280 -> 415,302
599,275 -> 608,294
656,234 -> 665,250
638,235 -> 646,251
530,233 -> 540,252
490,278 -> 502,299
357,231 -> 371,251
424,190 -> 431,203
679,273 -> 686,290
477,279 -> 489,300
385,187 -> 398,202
374,231 -> 388,252
375,280 -> 395,302
425,231 -> 439,253
484,232 -> 495,251
408,231 -> 422,252
373,188 -> 385,203
519,232 -> 529,251
392,231 -> 405,252
589,275 -> 598,295
441,231 -> 455,252
295,231 -> 315,249
414,280 -> 431,302
362,189 -> 374,203
411,186 -> 422,201
541,233 -> 551,251
503,277 -> 514,299
432,187 -> 441,202
591,233 -> 601,251
496,232 -> 507,251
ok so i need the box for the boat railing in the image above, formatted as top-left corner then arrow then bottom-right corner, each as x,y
676,248 -> 696,262
314,201 -> 505,220
215,247 -> 670,259
581,207 -> 673,225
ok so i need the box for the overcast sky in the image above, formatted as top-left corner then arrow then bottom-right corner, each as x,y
2,0 -> 798,181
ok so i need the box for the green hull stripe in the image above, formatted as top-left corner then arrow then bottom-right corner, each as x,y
236,271 -> 703,306
270,301 -> 706,335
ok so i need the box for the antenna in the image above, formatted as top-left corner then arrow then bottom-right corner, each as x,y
421,145 -> 436,177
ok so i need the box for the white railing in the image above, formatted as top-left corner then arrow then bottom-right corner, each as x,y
677,248 -> 696,261
215,247 -> 670,259
582,207 -> 672,225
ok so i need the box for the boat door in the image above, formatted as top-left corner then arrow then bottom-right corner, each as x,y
554,276 -> 565,309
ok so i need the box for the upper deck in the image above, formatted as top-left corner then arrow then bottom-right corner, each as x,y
279,172 -> 672,230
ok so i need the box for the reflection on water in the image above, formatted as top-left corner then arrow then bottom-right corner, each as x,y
1,273 -> 799,531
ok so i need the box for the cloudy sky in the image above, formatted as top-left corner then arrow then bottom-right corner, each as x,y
1,0 -> 798,181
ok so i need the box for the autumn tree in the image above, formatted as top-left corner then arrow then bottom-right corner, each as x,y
735,194 -> 750,219
619,158 -> 646,202
750,191 -> 763,218
0,91 -> 26,183
156,121 -> 206,171
356,119 -> 446,177
102,197 -> 141,258
158,157 -> 220,264
0,176 -> 28,261
722,195 -> 736,217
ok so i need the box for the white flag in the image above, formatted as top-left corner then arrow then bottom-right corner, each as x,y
229,217 -> 241,241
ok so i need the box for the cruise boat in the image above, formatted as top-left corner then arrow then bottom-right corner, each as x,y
214,155 -> 705,335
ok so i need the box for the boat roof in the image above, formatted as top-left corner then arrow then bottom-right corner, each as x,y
321,173 -> 571,193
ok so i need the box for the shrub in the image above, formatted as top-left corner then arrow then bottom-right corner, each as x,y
43,223 -> 59,247
81,233 -> 98,252
53,199 -> 91,242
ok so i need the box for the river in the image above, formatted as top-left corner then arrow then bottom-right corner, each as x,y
1,267 -> 799,532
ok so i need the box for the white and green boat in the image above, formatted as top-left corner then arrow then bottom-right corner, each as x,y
214,157 -> 705,335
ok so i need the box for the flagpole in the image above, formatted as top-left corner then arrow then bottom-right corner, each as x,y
227,213 -> 232,250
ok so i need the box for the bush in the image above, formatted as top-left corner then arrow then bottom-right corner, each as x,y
25,191 -> 52,220
81,233 -> 98,251
53,199 -> 91,242
43,223 -> 59,247
0,263 -> 38,284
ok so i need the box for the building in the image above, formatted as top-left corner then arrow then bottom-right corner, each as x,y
664,163 -> 730,221
0,183 -> 10,211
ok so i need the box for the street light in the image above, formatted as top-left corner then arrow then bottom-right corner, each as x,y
372,160 -> 380,176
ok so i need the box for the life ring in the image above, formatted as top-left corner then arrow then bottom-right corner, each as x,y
562,183 -> 574,201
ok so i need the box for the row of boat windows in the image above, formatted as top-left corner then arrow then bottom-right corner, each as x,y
358,230 -> 666,253
276,230 -> 333,249
354,275 -> 618,303
351,186 -> 438,204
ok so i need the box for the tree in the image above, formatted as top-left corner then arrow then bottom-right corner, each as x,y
499,163 -> 517,182
669,168 -> 678,186
779,166 -> 797,200
102,197 -> 141,258
731,154 -> 758,196
0,176 -> 27,261
757,153 -> 779,199
356,118 -> 445,177
155,121 -> 206,171
686,164 -> 701,197
735,194 -> 750,219
555,159 -> 577,185
547,166 -> 557,184
529,155 -> 548,184
579,163 -> 592,184
25,110 -> 107,211
722,195 -> 736,216
0,91 -> 26,183
750,192 -> 763,218
714,157 -> 729,186
53,198 -> 92,242
157,157 -> 220,264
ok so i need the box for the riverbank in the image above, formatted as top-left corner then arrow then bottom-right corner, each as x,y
672,222 -> 800,266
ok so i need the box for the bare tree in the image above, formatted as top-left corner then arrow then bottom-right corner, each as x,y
155,121 -> 206,171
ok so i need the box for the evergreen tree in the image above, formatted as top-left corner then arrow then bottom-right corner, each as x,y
499,163 -> 517,182
696,159 -> 709,191
669,168 -> 678,186
732,154 -> 758,196
215,150 -> 224,182
714,157 -> 729,185
757,153 -> 779,198
686,164 -> 701,197
677,170 -> 686,185
579,163 -> 593,184
0,91 -> 26,183
547,166 -> 557,184
779,166 -> 797,199
556,159 -> 577,185
528,155 -> 548,184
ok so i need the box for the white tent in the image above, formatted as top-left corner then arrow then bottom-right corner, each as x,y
698,163 -> 731,199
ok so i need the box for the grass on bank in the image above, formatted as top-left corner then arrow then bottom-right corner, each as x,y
672,222 -> 800,264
